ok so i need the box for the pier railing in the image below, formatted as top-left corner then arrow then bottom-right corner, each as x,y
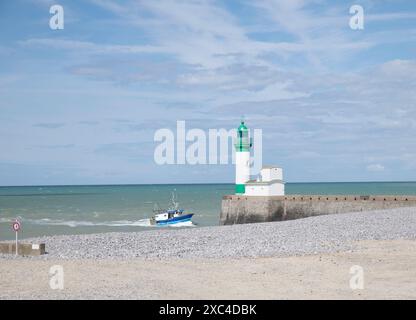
223,194 -> 416,202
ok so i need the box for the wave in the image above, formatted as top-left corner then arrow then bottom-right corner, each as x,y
0,217 -> 26,224
166,220 -> 196,227
29,218 -> 154,228
0,217 -> 195,228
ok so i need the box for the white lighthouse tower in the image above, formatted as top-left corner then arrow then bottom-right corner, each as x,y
233,120 -> 285,196
234,121 -> 252,194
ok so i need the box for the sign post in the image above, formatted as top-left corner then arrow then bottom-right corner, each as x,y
12,220 -> 21,256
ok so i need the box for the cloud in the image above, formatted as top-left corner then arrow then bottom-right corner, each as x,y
75,0 -> 336,69
247,0 -> 374,68
27,0 -> 56,7
366,164 -> 385,172
94,142 -> 154,160
19,38 -> 164,55
0,74 -> 20,88
69,59 -> 191,85
35,144 -> 75,149
16,0 -> 387,99
379,59 -> 416,78
367,12 -> 416,22
33,123 -> 66,129
78,120 -> 100,126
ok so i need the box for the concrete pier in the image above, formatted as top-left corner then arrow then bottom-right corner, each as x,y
220,194 -> 416,225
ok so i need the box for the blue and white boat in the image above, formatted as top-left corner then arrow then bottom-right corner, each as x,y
153,209 -> 194,225
150,192 -> 194,226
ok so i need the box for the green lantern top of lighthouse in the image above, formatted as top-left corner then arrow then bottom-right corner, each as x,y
238,121 -> 248,131
235,121 -> 252,152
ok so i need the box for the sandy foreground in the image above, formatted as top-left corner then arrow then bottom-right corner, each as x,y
1,239 -> 415,299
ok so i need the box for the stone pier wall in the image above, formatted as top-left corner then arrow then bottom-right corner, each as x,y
220,195 -> 416,225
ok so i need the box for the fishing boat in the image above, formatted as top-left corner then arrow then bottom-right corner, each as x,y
150,192 -> 194,226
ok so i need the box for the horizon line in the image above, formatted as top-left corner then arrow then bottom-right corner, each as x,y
1,180 -> 416,188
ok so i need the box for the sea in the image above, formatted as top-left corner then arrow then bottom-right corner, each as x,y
1,182 -> 415,241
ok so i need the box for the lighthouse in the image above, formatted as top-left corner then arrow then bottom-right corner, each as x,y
234,121 -> 252,194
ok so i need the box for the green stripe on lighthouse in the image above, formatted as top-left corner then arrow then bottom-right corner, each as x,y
235,184 -> 245,194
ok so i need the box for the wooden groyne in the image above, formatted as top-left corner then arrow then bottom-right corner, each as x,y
0,242 -> 46,256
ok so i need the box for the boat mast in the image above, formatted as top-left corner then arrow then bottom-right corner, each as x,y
171,191 -> 179,210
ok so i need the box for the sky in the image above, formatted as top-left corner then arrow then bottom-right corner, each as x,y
0,0 -> 416,186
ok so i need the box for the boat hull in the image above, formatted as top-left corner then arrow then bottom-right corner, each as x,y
156,213 -> 194,225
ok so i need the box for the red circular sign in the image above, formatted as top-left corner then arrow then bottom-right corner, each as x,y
12,221 -> 20,232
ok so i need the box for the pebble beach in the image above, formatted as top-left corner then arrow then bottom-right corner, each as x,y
1,207 -> 416,260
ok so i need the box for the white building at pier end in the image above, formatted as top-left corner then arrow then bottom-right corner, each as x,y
244,166 -> 285,196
